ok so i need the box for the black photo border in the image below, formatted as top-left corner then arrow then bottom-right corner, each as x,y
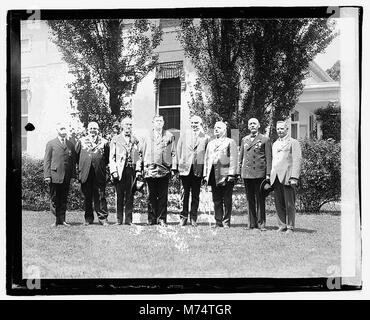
6,6 -> 363,296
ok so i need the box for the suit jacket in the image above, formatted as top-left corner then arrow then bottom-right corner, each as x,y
137,129 -> 177,178
75,135 -> 110,185
109,133 -> 140,180
270,134 -> 302,185
203,137 -> 238,186
43,137 -> 76,184
176,130 -> 210,177
238,133 -> 272,179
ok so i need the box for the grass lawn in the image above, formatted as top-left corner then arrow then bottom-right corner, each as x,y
22,208 -> 341,279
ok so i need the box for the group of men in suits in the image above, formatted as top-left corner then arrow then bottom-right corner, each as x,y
43,115 -> 301,233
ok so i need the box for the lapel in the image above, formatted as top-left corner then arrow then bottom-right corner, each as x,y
116,134 -> 131,152
213,137 -> 228,153
276,135 -> 291,151
246,133 -> 262,151
55,137 -> 67,150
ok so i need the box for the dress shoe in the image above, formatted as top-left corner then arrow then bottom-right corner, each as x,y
113,222 -> 122,226
244,226 -> 256,230
179,218 -> 187,227
190,221 -> 198,227
125,222 -> 135,226
83,221 -> 92,226
211,224 -> 222,229
159,220 -> 168,227
277,226 -> 287,233
62,222 -> 71,227
286,228 -> 294,234
101,221 -> 109,227
147,221 -> 157,226
259,226 -> 267,232
223,224 -> 230,229
51,222 -> 58,227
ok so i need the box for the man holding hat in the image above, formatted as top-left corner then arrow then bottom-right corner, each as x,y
44,122 -> 77,226
270,120 -> 302,233
75,122 -> 110,226
238,118 -> 272,231
109,117 -> 140,225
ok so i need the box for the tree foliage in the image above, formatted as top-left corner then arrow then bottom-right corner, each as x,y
315,101 -> 341,141
178,18 -> 336,139
48,19 -> 162,134
326,60 -> 340,81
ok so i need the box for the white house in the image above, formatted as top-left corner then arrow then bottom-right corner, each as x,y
21,19 -> 340,158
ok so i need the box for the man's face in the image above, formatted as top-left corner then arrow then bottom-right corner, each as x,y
56,125 -> 67,138
248,119 -> 260,135
276,123 -> 288,138
88,124 -> 99,138
214,123 -> 225,138
190,117 -> 201,132
121,119 -> 133,136
153,117 -> 164,130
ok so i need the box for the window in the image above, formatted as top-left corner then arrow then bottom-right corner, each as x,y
159,78 -> 181,106
21,90 -> 28,152
21,38 -> 32,53
309,114 -> 316,139
290,110 -> 299,139
159,107 -> 180,130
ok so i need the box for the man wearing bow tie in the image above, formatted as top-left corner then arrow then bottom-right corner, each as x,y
109,117 -> 140,225
44,122 -> 77,227
203,121 -> 238,228
75,122 -> 110,226
238,118 -> 272,231
176,115 -> 210,227
136,115 -> 177,227
270,120 -> 302,234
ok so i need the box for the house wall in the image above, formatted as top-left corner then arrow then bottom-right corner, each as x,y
21,21 -> 73,158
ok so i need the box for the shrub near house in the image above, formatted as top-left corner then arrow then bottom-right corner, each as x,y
297,138 -> 341,213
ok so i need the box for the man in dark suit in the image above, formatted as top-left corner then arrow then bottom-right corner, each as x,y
136,115 -> 177,227
44,122 -> 76,226
203,121 -> 238,228
75,122 -> 110,226
238,118 -> 272,231
109,117 -> 140,225
176,115 -> 210,227
270,120 -> 302,234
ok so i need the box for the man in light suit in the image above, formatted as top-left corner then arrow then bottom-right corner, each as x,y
109,117 -> 140,225
75,122 -> 110,226
270,120 -> 302,233
238,118 -> 272,231
203,121 -> 238,228
176,115 -> 210,227
44,122 -> 76,227
137,115 -> 177,227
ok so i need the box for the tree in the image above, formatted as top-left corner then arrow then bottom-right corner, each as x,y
326,60 -> 340,81
48,19 -> 162,134
178,18 -> 337,140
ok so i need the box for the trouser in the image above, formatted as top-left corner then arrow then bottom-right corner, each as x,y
81,167 -> 108,223
114,166 -> 135,224
180,166 -> 202,223
209,167 -> 234,227
146,176 -> 169,224
273,177 -> 296,229
244,178 -> 266,228
49,179 -> 70,224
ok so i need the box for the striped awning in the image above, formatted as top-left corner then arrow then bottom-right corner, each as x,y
155,61 -> 183,79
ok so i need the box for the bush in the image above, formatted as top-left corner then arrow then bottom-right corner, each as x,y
297,139 -> 341,213
315,101 -> 341,142
22,153 -> 182,213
